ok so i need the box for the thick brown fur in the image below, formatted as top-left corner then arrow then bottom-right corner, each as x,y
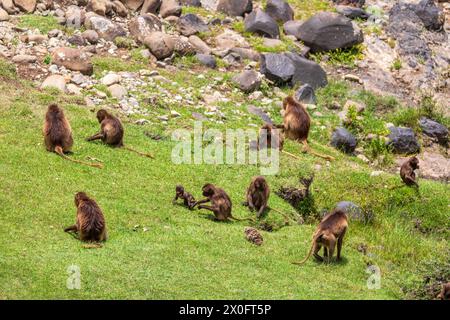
400,156 -> 419,187
87,109 -> 153,158
277,96 -> 334,161
293,210 -> 348,265
64,192 -> 107,242
173,185 -> 196,210
438,282 -> 450,300
43,104 -> 102,168
194,184 -> 254,222
244,176 -> 270,218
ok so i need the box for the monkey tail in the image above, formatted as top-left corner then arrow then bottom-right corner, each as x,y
308,149 -> 335,161
123,146 -> 154,159
229,215 -> 255,222
55,146 -> 103,169
269,207 -> 295,223
292,233 -> 322,266
282,150 -> 302,160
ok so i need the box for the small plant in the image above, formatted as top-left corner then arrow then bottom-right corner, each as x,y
364,136 -> 392,165
0,59 -> 17,79
311,44 -> 365,68
391,58 -> 402,71
43,55 -> 52,65
114,37 -> 135,50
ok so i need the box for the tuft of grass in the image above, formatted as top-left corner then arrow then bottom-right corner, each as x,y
311,44 -> 365,68
18,15 -> 61,34
0,58 -> 17,79
92,56 -> 148,77
391,58 -> 402,71
114,37 -> 135,49
316,80 -> 350,108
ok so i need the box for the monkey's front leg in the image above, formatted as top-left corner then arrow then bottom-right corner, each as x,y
172,195 -> 179,205
192,198 -> 210,208
197,204 -> 215,212
256,205 -> 266,219
86,132 -> 104,141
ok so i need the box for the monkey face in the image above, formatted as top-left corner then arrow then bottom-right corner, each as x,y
96,110 -> 108,123
254,177 -> 266,190
410,157 -> 419,169
202,184 -> 215,197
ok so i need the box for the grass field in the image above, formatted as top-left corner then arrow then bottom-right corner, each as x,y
0,58 -> 448,300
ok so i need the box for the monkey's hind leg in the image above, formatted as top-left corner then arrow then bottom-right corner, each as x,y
313,243 -> 323,262
86,132 -> 104,142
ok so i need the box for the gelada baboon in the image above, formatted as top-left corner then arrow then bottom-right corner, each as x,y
277,96 -> 334,161
194,184 -> 254,222
43,104 -> 102,168
438,282 -> 450,300
173,185 -> 196,210
258,123 -> 301,160
293,210 -> 348,265
86,109 -> 154,158
400,156 -> 419,187
64,192 -> 107,242
243,176 -> 270,219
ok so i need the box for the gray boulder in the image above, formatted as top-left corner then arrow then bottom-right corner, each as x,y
331,127 -> 357,154
412,0 -> 444,31
387,126 -> 420,154
297,12 -> 363,53
195,53 -> 216,68
260,53 -> 296,84
285,52 -> 328,89
283,20 -> 303,39
294,84 -> 316,104
335,5 -> 370,20
265,0 -> 294,23
232,70 -> 261,93
419,118 -> 448,145
178,14 -> 209,36
335,201 -> 367,222
244,8 -> 280,39
217,0 -> 252,17
129,14 -> 162,44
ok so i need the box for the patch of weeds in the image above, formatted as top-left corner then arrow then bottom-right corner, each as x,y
311,44 -> 364,68
249,35 -> 296,53
289,0 -> 334,20
173,55 -> 199,69
0,58 -> 17,79
114,37 -> 135,49
364,137 -> 393,166
389,107 -> 420,131
93,84 -> 112,98
316,80 -> 350,109
391,58 -> 402,71
92,56 -> 147,77
354,90 -> 399,112
43,55 -> 52,65
18,15 -> 61,34
418,93 -> 449,127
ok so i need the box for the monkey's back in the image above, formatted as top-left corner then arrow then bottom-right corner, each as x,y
212,188 -> 232,220
400,161 -> 417,186
101,117 -> 124,147
284,106 -> 310,142
43,113 -> 73,152
318,210 -> 348,236
77,200 -> 107,242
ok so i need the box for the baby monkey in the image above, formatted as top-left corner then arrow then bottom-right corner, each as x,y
173,185 -> 196,210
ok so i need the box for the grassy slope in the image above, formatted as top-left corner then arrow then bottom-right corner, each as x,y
0,58 -> 448,300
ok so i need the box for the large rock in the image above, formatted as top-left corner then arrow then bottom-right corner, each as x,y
335,201 -> 365,221
160,0 -> 181,18
232,70 -> 261,93
0,7 -> 9,21
141,0 -> 160,14
260,53 -> 295,84
330,127 -> 357,153
217,0 -> 252,17
41,75 -> 67,92
189,35 -> 211,54
265,0 -> 293,23
283,20 -> 303,39
294,84 -> 316,104
51,47 -> 93,75
244,8 -> 280,39
122,0 -> 144,11
195,53 -> 216,68
412,0 -> 444,31
177,14 -> 209,36
1,0 -> 17,14
143,31 -> 174,59
129,14 -> 162,43
112,0 -> 128,17
65,5 -> 86,29
335,5 -> 370,20
387,126 -> 420,154
13,0 -> 36,12
82,30 -> 99,44
85,13 -> 126,41
12,54 -> 37,63
214,29 -> 249,51
200,0 -> 217,10
419,118 -> 448,145
284,52 -> 328,89
296,12 -> 363,53
418,152 -> 450,182
179,0 -> 200,6
86,0 -> 113,16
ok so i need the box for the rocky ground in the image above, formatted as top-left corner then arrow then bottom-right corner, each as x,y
0,0 -> 448,180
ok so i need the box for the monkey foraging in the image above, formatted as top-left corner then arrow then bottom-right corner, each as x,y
400,156 -> 420,187
173,185 -> 196,210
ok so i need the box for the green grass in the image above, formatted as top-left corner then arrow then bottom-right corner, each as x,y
0,58 -> 449,300
18,14 -> 61,34
311,44 -> 365,68
91,56 -> 149,78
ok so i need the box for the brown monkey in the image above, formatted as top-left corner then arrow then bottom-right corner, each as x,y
438,282 -> 450,300
173,185 -> 196,210
400,156 -> 419,187
277,96 -> 334,161
293,209 -> 348,265
258,123 -> 301,160
243,176 -> 270,218
43,104 -> 102,168
194,184 -> 254,222
86,109 -> 154,158
64,192 -> 107,242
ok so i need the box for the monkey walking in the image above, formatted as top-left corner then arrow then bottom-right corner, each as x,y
293,209 -> 348,265
173,185 -> 196,210
43,104 -> 103,169
86,109 -> 154,159
64,192 -> 108,243
258,123 -> 302,160
194,184 -> 254,222
276,96 -> 335,161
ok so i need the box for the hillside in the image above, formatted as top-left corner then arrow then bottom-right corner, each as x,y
0,0 -> 449,300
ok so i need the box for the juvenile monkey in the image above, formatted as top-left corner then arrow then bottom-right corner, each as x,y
438,282 -> 450,300
194,184 -> 254,222
43,104 -> 102,168
258,124 -> 301,160
86,109 -> 154,158
64,192 -> 107,242
277,96 -> 334,161
173,185 -> 196,210
400,156 -> 419,187
293,209 -> 348,265
244,176 -> 270,218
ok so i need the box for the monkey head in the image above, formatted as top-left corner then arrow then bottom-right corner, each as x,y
96,109 -> 108,123
410,157 -> 419,170
253,176 -> 267,191
74,192 -> 89,207
47,104 -> 61,113
282,96 -> 297,110
202,184 -> 216,197
175,185 -> 185,196
46,104 -> 64,120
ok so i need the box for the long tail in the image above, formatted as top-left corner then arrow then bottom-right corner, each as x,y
292,233 -> 321,266
229,215 -> 255,222
308,149 -> 335,161
123,146 -> 154,159
282,150 -> 302,160
55,146 -> 103,169
269,207 -> 295,223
